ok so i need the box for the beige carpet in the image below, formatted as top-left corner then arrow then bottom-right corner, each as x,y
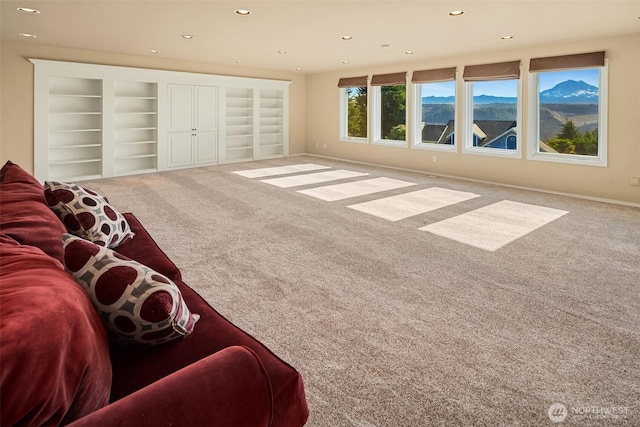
83,155 -> 640,426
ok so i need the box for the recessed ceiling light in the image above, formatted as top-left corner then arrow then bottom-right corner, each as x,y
381,44 -> 390,49
295,67 -> 303,71
501,35 -> 514,40
342,60 -> 350,64
277,50 -> 287,54
17,7 -> 40,14
405,50 -> 414,55
235,9 -> 252,16
235,60 -> 244,63
19,33 -> 37,38
149,50 -> 159,54
449,10 -> 464,16
342,36 -> 353,40
181,34 -> 194,39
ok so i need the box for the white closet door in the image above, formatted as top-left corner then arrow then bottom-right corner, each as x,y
168,84 -> 193,132
196,132 -> 218,164
194,86 -> 218,132
168,132 -> 193,167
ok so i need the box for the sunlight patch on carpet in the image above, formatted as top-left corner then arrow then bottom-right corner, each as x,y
347,187 -> 481,221
233,163 -> 330,178
420,200 -> 569,251
260,170 -> 369,188
297,177 -> 416,201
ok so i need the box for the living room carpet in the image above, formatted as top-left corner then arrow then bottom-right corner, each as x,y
420,200 -> 569,251
261,169 -> 369,188
233,162 -> 329,178
348,187 -> 481,222
297,176 -> 417,202
82,156 -> 640,426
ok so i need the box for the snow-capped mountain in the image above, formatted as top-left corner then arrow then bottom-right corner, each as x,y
540,80 -> 598,103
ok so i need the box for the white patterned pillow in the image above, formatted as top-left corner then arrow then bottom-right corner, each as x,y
44,181 -> 134,248
62,234 -> 199,346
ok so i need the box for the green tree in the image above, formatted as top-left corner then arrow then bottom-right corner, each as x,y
347,87 -> 367,138
544,119 -> 598,156
558,119 -> 581,140
576,128 -> 598,156
545,138 -> 576,154
381,85 -> 406,139
389,124 -> 406,141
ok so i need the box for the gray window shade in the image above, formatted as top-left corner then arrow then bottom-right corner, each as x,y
370,72 -> 407,86
462,60 -> 521,81
411,67 -> 456,83
529,51 -> 605,72
337,76 -> 368,88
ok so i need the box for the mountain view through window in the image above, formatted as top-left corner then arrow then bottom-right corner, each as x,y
537,69 -> 599,156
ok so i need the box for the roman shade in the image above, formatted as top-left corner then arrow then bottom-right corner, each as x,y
370,72 -> 407,86
462,61 -> 521,81
411,67 -> 456,83
337,76 -> 368,88
529,51 -> 605,72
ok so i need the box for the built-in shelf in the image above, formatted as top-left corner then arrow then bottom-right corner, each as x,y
33,59 -> 289,181
45,76 -> 103,180
258,89 -> 285,158
113,81 -> 158,175
225,88 -> 254,162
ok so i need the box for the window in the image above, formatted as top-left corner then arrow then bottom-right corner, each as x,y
528,51 -> 607,167
412,67 -> 457,150
462,60 -> 521,157
338,76 -> 368,143
371,72 -> 407,146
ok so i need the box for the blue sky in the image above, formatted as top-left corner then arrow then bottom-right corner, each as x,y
421,68 -> 599,97
421,81 -> 455,97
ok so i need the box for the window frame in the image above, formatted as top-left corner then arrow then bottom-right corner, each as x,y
339,86 -> 369,144
462,76 -> 523,159
412,80 -> 457,152
372,78 -> 408,147
526,61 -> 608,167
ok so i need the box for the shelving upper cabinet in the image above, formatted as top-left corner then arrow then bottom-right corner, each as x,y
167,84 -> 219,168
46,77 -> 103,181
113,81 -> 158,176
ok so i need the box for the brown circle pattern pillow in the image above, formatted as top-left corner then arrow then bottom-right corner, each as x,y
44,181 -> 134,248
62,233 -> 200,346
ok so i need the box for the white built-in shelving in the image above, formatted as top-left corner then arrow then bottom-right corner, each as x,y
32,59 -> 290,182
259,89 -> 285,158
47,77 -> 103,181
113,81 -> 158,176
225,87 -> 254,163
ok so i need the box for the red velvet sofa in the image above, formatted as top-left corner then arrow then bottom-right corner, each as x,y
0,161 -> 309,426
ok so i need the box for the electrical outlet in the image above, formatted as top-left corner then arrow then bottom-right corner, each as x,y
315,142 -> 318,148
630,177 -> 640,187
323,144 -> 327,149
432,155 -> 437,162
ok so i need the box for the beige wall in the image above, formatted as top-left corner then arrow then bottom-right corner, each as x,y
0,39 -> 307,172
305,33 -> 640,205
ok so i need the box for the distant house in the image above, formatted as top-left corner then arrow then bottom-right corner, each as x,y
421,120 -> 455,144
421,120 -> 517,149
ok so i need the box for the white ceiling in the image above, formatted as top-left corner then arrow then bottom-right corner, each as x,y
2,0 -> 639,74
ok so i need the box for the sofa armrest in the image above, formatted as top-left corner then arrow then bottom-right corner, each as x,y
67,346 -> 273,427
